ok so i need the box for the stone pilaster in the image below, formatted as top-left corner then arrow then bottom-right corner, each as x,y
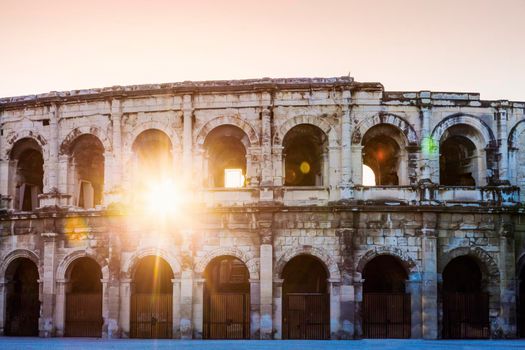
353,279 -> 363,338
499,218 -> 516,337
418,93 -> 433,183
421,213 -> 438,339
54,280 -> 66,337
0,279 -> 6,335
172,278 -> 181,338
182,94 -> 193,185
118,279 -> 131,338
249,278 -> 261,339
496,104 -> 509,183
191,276 -> 204,339
40,232 -> 57,337
180,270 -> 194,338
260,231 -> 273,339
407,276 -> 422,338
329,278 -> 341,339
340,101 -> 353,199
272,278 -> 283,339
104,99 -> 123,205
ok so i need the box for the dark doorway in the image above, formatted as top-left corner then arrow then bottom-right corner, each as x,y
65,257 -> 103,337
130,256 -> 173,339
518,264 -> 525,337
442,256 -> 489,339
203,256 -> 250,339
282,255 -> 329,339
5,258 -> 40,336
362,255 -> 410,338
440,135 -> 477,186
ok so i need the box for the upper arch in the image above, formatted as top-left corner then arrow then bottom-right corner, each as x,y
508,119 -> 525,149
122,247 -> 181,279
274,115 -> 335,147
195,115 -> 259,148
274,246 -> 340,281
0,249 -> 41,280
438,246 -> 499,283
56,250 -> 109,281
59,126 -> 111,155
194,247 -> 258,280
356,246 -> 420,280
127,121 -> 181,151
352,113 -> 418,145
431,113 -> 495,145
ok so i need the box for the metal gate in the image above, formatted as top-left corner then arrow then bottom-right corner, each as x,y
65,293 -> 102,337
283,293 -> 329,339
363,293 -> 411,338
5,291 -> 39,336
130,293 -> 173,339
443,292 -> 489,339
204,292 -> 250,339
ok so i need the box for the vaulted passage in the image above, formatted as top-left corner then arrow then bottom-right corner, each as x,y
442,256 -> 489,339
203,256 -> 250,339
362,255 -> 410,338
283,124 -> 327,186
282,255 -> 329,339
65,257 -> 103,337
440,135 -> 477,186
130,256 -> 173,339
4,258 -> 40,336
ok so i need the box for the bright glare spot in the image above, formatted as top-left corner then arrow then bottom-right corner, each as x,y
363,165 -> 376,186
145,179 -> 182,214
299,161 -> 311,174
224,169 -> 244,188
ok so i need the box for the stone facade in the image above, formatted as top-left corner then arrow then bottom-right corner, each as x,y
0,76 -> 524,339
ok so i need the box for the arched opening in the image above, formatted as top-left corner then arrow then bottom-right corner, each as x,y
9,138 -> 44,211
68,135 -> 105,208
203,256 -> 250,339
283,124 -> 327,186
4,258 -> 40,336
518,263 -> 525,337
282,255 -> 329,339
439,124 -> 485,186
362,125 -> 405,186
130,256 -> 174,339
362,255 -> 410,338
442,256 -> 489,339
203,125 -> 248,188
64,257 -> 103,337
132,129 -> 173,182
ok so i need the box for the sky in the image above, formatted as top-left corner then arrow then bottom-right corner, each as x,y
0,0 -> 524,100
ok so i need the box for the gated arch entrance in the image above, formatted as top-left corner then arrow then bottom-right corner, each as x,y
4,258 -> 39,336
65,257 -> 103,337
442,256 -> 489,339
362,255 -> 411,338
130,256 -> 173,339
203,256 -> 250,339
282,255 -> 330,339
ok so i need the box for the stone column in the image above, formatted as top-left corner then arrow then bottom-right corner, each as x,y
54,280 -> 67,337
272,146 -> 284,187
421,213 -> 438,339
249,278 -> 261,339
419,95 -> 433,183
0,279 -> 6,335
172,278 -> 181,338
272,278 -> 283,339
339,280 -> 354,339
499,220 -> 516,337
406,275 -> 422,338
329,278 -> 341,339
40,232 -> 57,337
260,235 -> 273,339
496,106 -> 509,183
182,94 -> 193,185
192,277 -> 204,339
261,107 -> 273,186
340,103 -> 353,199
100,278 -> 109,338
179,269 -> 193,338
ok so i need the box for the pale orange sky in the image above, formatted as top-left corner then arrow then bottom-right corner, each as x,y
1,0 -> 524,100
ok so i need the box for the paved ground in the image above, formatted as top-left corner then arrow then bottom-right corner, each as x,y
0,338 -> 524,350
